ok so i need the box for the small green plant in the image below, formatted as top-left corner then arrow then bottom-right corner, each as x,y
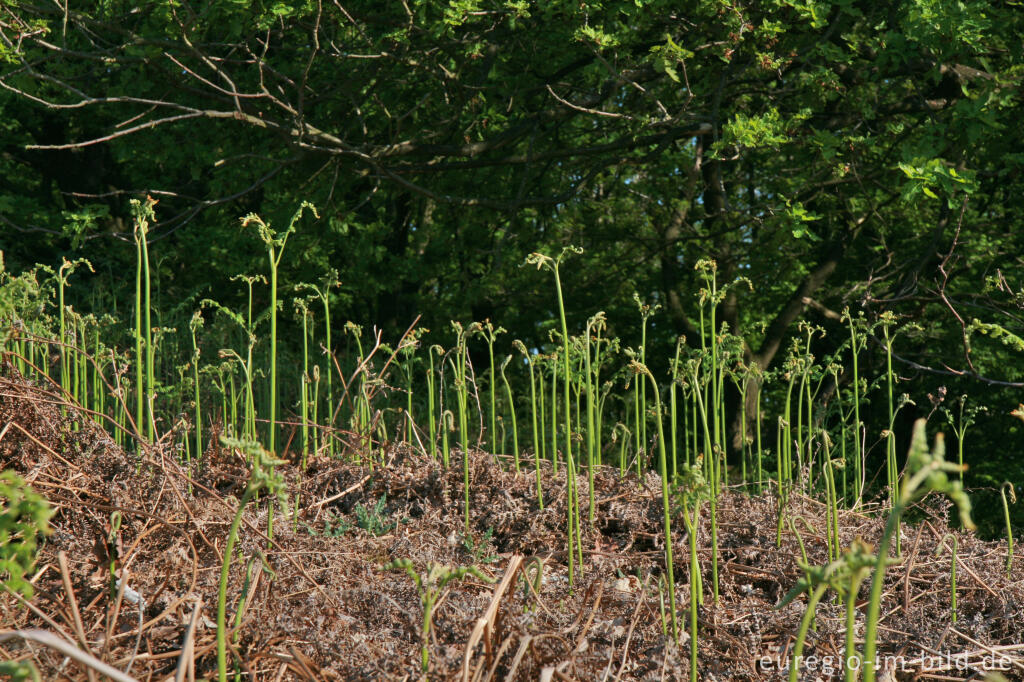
231,555 -> 274,657
104,511 -> 122,601
1001,482 -> 1016,577
935,533 -> 959,623
631,294 -> 660,476
547,351 -> 558,475
398,328 -> 425,447
301,511 -> 352,538
216,436 -> 286,682
820,433 -> 842,562
943,395 -> 985,482
498,354 -> 520,472
788,516 -> 814,590
0,661 -> 41,682
426,344 -> 443,462
293,297 -> 313,466
861,419 -> 974,682
52,257 -> 93,415
676,464 -> 710,681
188,310 -> 203,464
796,324 -> 823,493
684,351 -> 721,604
322,512 -> 353,538
294,270 -> 341,458
450,321 -> 474,532
381,559 -> 494,675
462,527 -> 497,564
656,575 -> 668,638
130,197 -> 156,442
527,247 -> 583,586
777,539 -> 877,682
839,541 -> 875,682
694,257 -> 733,604
840,308 -> 867,501
612,422 -> 631,478
344,321 -> 381,463
583,312 -> 606,521
205,273 -> 266,441
521,556 -> 544,612
242,201 -> 318,453
354,495 -> 396,537
440,409 -> 454,469
630,359 -> 678,643
514,340 -> 544,509
475,320 -> 505,458
0,471 -> 53,597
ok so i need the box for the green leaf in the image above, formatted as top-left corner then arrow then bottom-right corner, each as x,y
0,472 -> 52,598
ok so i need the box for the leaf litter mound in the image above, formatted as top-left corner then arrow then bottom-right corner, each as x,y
2,365 -> 1024,681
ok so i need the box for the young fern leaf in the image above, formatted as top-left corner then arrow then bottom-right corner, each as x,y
862,419 -> 974,682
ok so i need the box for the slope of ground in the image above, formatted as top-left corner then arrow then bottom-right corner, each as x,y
1,366 -> 1023,680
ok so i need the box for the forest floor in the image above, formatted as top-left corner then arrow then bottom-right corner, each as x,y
2,366 -> 1024,681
